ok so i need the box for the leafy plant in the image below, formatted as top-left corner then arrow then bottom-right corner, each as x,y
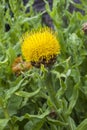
0,0 -> 87,130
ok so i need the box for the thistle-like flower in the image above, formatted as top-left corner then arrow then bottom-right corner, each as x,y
21,27 -> 60,67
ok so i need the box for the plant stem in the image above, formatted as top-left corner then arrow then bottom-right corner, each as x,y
45,71 -> 64,121
3,107 -> 10,119
3,107 -> 13,130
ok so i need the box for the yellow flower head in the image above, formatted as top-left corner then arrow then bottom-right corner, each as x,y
21,27 -> 60,67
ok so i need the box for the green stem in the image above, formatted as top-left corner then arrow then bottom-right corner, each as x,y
45,71 -> 64,121
45,71 -> 74,129
3,107 -> 13,130
46,75 -> 59,109
3,107 -> 10,119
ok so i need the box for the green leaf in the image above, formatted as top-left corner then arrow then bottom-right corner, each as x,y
15,87 -> 41,98
24,118 -> 45,130
6,47 -> 16,65
5,78 -> 24,101
0,57 -> 8,65
68,117 -> 76,130
44,0 -> 51,14
12,109 -> 50,123
20,11 -> 45,24
76,118 -> 87,130
7,95 -> 22,116
0,119 -> 9,130
66,82 -> 79,115
56,79 -> 67,99
0,97 -> 3,107
47,117 -> 68,126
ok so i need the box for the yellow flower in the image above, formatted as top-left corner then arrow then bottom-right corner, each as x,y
21,27 -> 60,67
